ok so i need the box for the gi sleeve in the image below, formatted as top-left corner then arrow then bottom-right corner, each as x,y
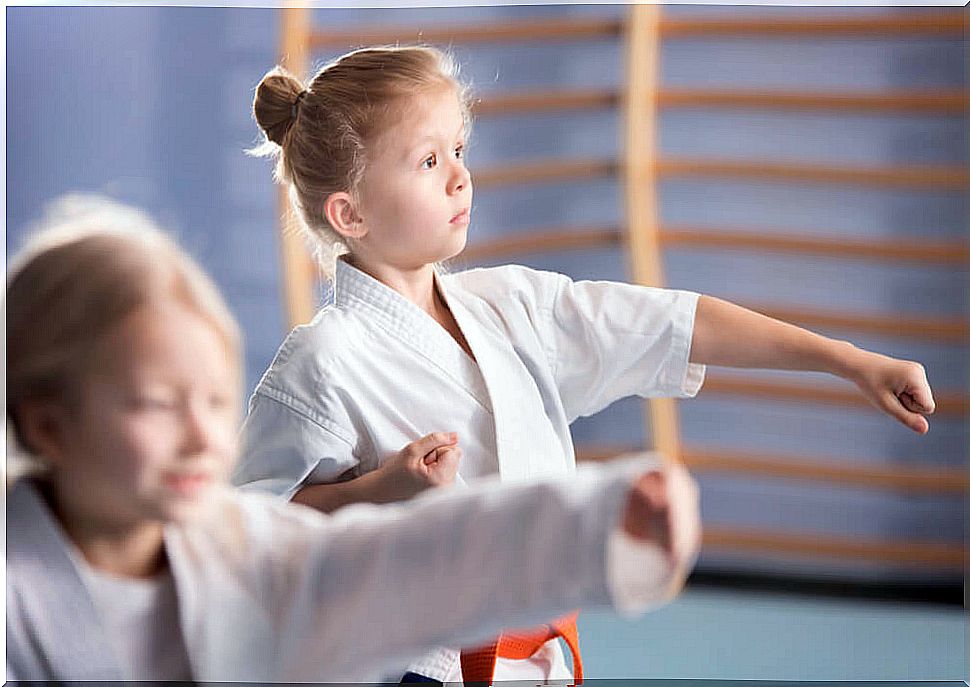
263,455 -> 660,682
231,387 -> 360,500
540,272 -> 706,422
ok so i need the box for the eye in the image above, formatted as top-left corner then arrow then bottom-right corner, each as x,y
131,395 -> 177,412
454,144 -> 464,161
208,392 -> 232,411
420,153 -> 437,170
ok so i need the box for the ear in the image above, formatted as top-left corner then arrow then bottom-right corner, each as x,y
324,192 -> 368,241
13,400 -> 71,467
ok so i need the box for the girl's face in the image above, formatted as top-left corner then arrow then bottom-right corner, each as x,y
45,300 -> 238,527
354,86 -> 472,270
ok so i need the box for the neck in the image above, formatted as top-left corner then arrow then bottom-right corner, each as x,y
347,255 -> 439,314
43,482 -> 166,579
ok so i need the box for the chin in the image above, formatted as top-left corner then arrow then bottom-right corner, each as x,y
157,490 -> 215,524
151,501 -> 189,525
442,233 -> 469,261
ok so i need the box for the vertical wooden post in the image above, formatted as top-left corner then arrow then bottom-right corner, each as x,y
621,5 -> 682,464
278,4 -> 317,329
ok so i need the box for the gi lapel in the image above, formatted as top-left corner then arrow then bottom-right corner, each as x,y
334,258 -> 491,412
6,479 -> 126,681
441,288 -> 541,483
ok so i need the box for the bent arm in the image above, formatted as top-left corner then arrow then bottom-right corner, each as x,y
291,469 -> 403,513
233,391 -> 366,502
293,433 -> 462,513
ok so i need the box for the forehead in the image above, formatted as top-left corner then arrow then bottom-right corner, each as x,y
92,301 -> 237,383
378,87 -> 465,148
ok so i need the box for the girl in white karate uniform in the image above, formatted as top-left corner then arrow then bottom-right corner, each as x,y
5,196 -> 704,683
233,46 -> 937,684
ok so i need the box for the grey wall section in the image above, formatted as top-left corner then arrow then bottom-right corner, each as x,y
7,5 -> 967,584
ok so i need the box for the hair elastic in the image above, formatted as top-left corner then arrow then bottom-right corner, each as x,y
291,90 -> 308,119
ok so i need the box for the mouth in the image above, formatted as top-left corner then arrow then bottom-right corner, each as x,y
162,471 -> 213,497
449,208 -> 470,225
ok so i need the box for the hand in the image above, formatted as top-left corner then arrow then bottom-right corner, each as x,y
378,432 -> 462,500
622,461 -> 701,588
845,348 -> 935,434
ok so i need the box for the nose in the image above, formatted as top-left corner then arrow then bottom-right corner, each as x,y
447,158 -> 471,196
180,398 -> 217,456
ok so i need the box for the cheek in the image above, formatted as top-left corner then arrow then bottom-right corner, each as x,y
107,418 -> 178,485
199,407 -> 240,471
391,179 -> 441,222
212,419 -> 239,465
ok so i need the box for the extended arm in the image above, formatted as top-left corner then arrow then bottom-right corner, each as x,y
689,295 -> 936,433
272,456 -> 698,681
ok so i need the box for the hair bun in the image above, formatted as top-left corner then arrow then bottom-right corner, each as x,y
253,66 -> 306,146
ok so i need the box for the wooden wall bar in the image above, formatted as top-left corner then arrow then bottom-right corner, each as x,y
458,225 -> 970,267
309,12 -> 965,50
681,448 -> 967,495
657,158 -> 969,190
658,227 -> 970,265
278,6 -> 316,329
701,375 -> 966,417
471,157 -> 969,190
575,445 -> 967,495
702,527 -> 963,568
661,13 -> 966,38
473,88 -> 968,115
310,17 -> 622,50
473,89 -> 620,115
623,4 -> 683,464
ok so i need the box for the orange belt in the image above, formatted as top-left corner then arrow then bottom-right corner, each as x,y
459,611 -> 582,685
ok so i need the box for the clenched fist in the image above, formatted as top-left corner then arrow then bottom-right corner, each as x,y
621,461 -> 701,597
378,432 -> 462,500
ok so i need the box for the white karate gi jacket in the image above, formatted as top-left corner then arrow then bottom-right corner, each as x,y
6,456 -> 675,683
233,260 -> 706,679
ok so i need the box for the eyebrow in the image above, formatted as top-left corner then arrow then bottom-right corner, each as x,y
406,124 -> 466,158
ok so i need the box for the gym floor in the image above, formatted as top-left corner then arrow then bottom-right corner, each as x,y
577,585 -> 964,681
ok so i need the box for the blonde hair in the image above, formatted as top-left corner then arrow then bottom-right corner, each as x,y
250,45 -> 472,274
5,194 -> 243,458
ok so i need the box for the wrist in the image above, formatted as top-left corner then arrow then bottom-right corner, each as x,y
822,339 -> 864,379
371,462 -> 421,503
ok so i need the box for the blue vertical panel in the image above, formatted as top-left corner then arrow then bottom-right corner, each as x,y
7,7 -> 165,241
148,8 -> 284,396
7,7 -> 284,396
